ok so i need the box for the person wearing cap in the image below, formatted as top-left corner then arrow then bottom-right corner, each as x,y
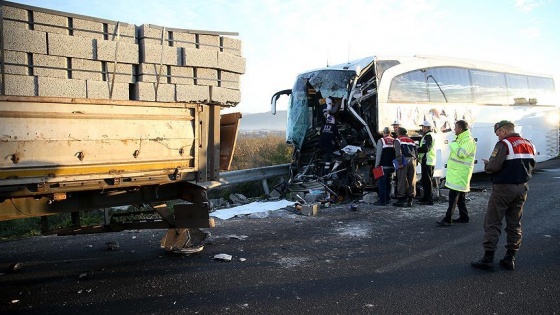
374,127 -> 396,205
436,120 -> 476,226
319,115 -> 342,172
392,127 -> 418,207
417,120 -> 436,205
471,120 -> 536,271
390,120 -> 400,138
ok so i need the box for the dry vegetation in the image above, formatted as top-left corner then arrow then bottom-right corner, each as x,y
230,133 -> 293,170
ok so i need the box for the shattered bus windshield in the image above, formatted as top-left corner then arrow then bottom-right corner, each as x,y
287,69 -> 356,149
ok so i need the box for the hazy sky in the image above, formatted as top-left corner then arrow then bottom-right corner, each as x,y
9,0 -> 560,114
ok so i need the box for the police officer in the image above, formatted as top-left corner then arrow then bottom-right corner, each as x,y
393,127 -> 418,207
319,115 -> 341,173
471,120 -> 536,271
374,127 -> 396,205
418,120 -> 436,205
436,120 -> 476,226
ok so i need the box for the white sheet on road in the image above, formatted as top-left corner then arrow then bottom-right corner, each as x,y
211,199 -> 294,220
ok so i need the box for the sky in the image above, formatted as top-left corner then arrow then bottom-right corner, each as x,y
8,0 -> 560,114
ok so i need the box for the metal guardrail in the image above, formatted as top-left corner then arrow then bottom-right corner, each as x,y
219,163 -> 290,185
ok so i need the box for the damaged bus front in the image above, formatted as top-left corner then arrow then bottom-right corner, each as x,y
271,57 -> 391,199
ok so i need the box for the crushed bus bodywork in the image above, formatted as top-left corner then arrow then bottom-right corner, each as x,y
271,57 -> 397,199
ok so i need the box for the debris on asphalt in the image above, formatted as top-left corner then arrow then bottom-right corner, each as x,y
213,253 -> 233,261
106,241 -> 119,251
9,262 -> 22,273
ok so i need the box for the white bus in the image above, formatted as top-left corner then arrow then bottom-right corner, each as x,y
271,55 -> 558,196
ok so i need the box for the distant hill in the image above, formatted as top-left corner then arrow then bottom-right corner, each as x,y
238,110 -> 287,131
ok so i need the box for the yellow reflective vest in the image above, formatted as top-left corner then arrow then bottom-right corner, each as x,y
418,131 -> 436,166
445,129 -> 476,192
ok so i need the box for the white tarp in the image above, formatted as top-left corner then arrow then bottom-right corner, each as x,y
211,199 -> 294,220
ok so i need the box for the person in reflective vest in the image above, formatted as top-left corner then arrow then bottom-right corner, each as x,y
393,127 -> 418,207
437,120 -> 476,226
374,127 -> 396,205
418,120 -> 436,205
471,120 -> 536,271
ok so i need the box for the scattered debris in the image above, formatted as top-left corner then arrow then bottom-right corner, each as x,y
11,300 -> 19,304
213,253 -> 233,261
363,193 -> 377,204
78,273 -> 88,279
85,244 -> 93,248
228,235 -> 248,240
239,258 -> 247,262
106,241 -> 119,251
9,262 -> 22,273
229,193 -> 248,205
160,228 -> 208,253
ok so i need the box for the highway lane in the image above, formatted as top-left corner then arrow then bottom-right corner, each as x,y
1,158 -> 559,314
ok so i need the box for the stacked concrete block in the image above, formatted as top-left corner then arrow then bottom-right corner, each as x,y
3,50 -> 29,75
0,74 -> 36,96
196,68 -> 218,86
210,86 -> 241,105
73,18 -> 136,44
86,80 -> 129,100
170,66 -> 194,85
140,40 -> 182,65
37,76 -> 85,98
135,82 -> 175,102
33,11 -> 69,34
218,52 -> 246,74
2,5 -> 28,22
172,32 -> 197,49
2,26 -> 47,54
106,63 -> 136,83
176,85 -> 210,103
47,33 -> 96,59
183,48 -> 218,68
1,2 -> 245,106
32,54 -> 68,78
72,58 -> 102,81
97,40 -> 139,64
221,37 -> 242,56
198,34 -> 221,51
220,71 -> 241,90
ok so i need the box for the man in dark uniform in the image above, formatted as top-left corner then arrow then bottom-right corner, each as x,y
319,115 -> 341,173
392,127 -> 418,207
471,120 -> 536,271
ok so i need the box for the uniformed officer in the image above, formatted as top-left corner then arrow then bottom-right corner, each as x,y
471,120 -> 536,271
436,120 -> 476,226
393,127 -> 418,207
374,127 -> 396,205
418,120 -> 436,205
319,115 -> 342,173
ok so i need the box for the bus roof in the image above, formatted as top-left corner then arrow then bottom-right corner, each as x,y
302,55 -> 554,79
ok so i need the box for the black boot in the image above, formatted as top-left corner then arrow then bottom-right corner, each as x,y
393,198 -> 406,207
499,249 -> 516,270
406,197 -> 413,207
471,251 -> 495,270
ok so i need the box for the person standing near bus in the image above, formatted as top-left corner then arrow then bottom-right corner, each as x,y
374,127 -> 396,205
319,115 -> 341,173
471,120 -> 536,271
418,121 -> 436,205
393,127 -> 418,207
390,120 -> 400,138
436,120 -> 476,226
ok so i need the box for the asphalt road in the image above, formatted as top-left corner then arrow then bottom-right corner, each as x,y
1,158 -> 560,314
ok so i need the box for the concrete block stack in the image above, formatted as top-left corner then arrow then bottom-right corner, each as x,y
0,2 -> 244,106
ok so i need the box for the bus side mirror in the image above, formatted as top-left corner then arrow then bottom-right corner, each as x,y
270,89 -> 292,115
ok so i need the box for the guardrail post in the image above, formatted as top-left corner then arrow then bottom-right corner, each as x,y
262,178 -> 270,195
